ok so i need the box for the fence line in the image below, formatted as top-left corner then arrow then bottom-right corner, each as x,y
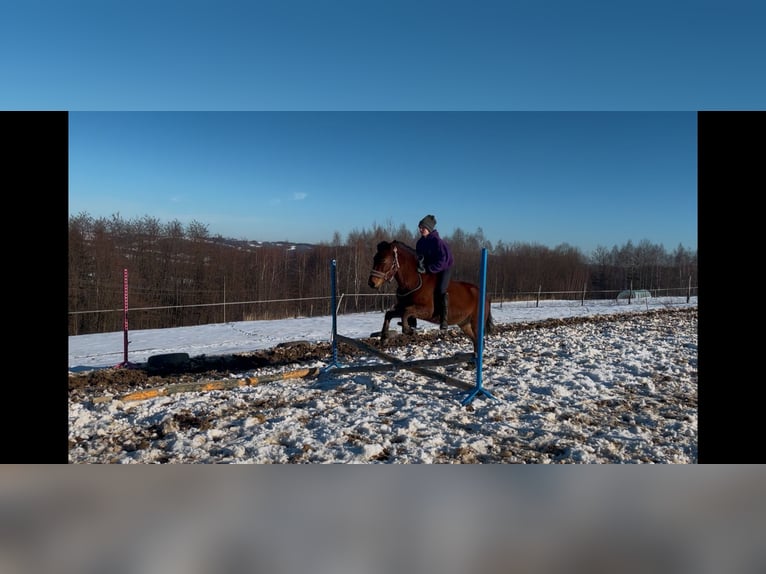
67,295 -> 338,316
69,286 -> 698,318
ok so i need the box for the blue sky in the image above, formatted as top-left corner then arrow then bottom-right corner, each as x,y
69,111 -> 697,253
3,1 -> 764,110
11,1 -> 762,253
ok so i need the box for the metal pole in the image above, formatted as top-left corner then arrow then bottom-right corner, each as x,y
322,259 -> 340,371
687,274 -> 691,303
331,259 -> 337,365
117,268 -> 135,368
462,248 -> 499,405
123,268 -> 129,364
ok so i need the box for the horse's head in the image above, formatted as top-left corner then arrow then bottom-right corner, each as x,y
368,241 -> 398,289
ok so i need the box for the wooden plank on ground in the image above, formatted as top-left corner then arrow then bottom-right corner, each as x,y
335,334 -> 475,391
92,367 -> 321,404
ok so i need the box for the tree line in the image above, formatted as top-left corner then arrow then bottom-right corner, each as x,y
68,213 -> 698,336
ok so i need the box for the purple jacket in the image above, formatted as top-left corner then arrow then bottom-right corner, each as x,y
416,229 -> 454,274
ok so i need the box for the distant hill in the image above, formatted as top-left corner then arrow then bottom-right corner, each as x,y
208,236 -> 317,253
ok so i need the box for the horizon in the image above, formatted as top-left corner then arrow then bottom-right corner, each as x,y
69,208 -> 697,257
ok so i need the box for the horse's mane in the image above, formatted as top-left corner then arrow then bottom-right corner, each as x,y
392,240 -> 417,256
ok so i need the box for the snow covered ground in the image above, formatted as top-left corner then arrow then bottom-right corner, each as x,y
68,297 -> 698,463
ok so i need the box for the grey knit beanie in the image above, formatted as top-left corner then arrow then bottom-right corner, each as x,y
418,214 -> 436,232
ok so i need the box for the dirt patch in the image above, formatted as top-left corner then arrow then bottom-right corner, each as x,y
69,307 -> 697,402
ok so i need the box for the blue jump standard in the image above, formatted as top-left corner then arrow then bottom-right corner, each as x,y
324,252 -> 501,405
322,258 -> 343,372
461,248 -> 500,406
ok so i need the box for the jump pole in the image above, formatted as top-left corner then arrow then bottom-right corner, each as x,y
116,268 -> 137,369
461,248 -> 499,405
322,259 -> 341,371
325,252 -> 498,404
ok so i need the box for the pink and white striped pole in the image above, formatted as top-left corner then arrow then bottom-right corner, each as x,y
115,268 -> 136,368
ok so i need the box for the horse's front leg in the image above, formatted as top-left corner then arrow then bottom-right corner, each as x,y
380,309 -> 399,341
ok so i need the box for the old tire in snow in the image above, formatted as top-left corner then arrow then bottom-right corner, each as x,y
147,352 -> 190,373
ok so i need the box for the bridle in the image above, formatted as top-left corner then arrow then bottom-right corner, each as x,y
369,245 -> 422,297
369,245 -> 400,283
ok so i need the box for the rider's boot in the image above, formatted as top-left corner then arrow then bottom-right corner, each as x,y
439,293 -> 449,330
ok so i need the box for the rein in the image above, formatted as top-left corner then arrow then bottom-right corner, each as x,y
369,245 -> 422,297
396,273 -> 422,298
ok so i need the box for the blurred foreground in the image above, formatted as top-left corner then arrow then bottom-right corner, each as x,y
1,466 -> 763,574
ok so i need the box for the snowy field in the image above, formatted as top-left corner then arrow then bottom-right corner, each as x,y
69,298 -> 698,463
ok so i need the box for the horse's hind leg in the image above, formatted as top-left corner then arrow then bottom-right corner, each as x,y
400,310 -> 418,335
459,323 -> 479,357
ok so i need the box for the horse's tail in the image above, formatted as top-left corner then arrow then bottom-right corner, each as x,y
484,309 -> 494,335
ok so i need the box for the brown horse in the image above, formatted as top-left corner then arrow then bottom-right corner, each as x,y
367,240 -> 493,356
